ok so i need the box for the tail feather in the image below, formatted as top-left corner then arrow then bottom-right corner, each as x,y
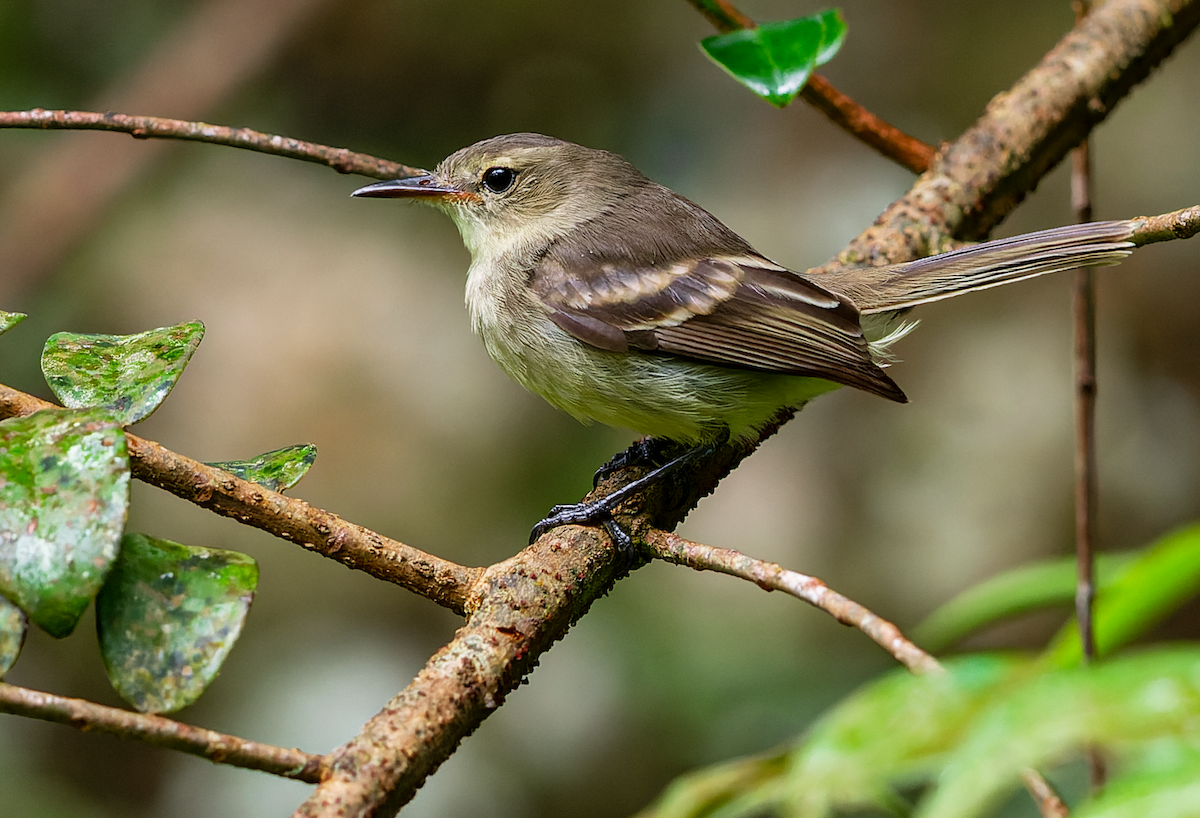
817,220 -> 1136,315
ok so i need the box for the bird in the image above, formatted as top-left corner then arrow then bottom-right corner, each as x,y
352,133 -> 1135,546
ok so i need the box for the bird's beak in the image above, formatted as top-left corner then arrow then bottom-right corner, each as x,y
351,173 -> 460,200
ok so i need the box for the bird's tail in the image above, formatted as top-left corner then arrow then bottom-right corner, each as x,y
819,220 -> 1136,315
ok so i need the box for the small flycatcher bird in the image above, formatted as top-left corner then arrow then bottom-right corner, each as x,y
352,133 -> 1134,542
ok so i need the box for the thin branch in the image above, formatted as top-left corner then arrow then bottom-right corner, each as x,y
0,682 -> 324,782
684,0 -> 935,173
800,76 -> 935,175
644,530 -> 940,674
1128,204 -> 1200,244
643,531 -> 1073,814
0,384 -> 481,614
1021,768 -> 1071,818
0,109 -> 420,180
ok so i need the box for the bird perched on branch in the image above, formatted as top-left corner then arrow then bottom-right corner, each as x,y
353,133 -> 1134,545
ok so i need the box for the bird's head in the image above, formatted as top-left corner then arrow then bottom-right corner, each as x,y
352,133 -> 649,259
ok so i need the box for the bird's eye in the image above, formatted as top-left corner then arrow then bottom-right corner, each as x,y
482,167 -> 516,194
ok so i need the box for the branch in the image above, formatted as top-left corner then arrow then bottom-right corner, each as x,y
0,109 -> 420,180
685,0 -> 936,173
0,682 -> 324,782
0,384 -> 481,614
643,530 -> 941,674
823,0 -> 1200,271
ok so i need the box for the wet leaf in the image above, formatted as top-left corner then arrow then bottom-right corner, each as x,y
0,594 -> 28,675
97,533 -> 258,713
206,443 -> 318,492
42,320 -> 205,426
700,10 -> 846,108
0,310 -> 27,336
0,407 -> 129,637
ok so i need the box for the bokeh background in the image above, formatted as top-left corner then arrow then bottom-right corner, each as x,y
1,1 -> 1199,816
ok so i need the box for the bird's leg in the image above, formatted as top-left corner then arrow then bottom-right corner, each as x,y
529,431 -> 729,558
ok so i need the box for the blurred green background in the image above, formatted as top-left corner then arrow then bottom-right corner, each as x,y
1,1 -> 1198,816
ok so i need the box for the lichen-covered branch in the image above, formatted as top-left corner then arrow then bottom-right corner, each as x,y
0,384 -> 481,613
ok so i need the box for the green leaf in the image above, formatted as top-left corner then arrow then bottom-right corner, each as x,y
782,654 -> 1027,816
914,552 -> 1139,652
812,9 -> 847,66
41,320 -> 205,426
700,10 -> 846,108
921,647 -> 1200,818
0,594 -> 28,675
636,750 -> 789,818
0,407 -> 130,637
0,310 -> 27,336
206,443 -> 318,492
97,533 -> 258,714
1075,747 -> 1200,818
1045,523 -> 1200,666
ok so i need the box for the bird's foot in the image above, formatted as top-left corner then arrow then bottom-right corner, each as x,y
591,436 -> 679,487
529,432 -> 730,564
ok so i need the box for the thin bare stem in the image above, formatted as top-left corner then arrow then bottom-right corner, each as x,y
0,384 -> 481,613
1021,768 -> 1071,818
645,530 -> 940,674
0,109 -> 420,180
684,0 -> 935,173
0,682 -> 324,782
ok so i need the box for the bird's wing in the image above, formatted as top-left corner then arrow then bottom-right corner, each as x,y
530,246 -> 907,403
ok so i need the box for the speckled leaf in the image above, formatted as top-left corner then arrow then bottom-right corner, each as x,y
97,533 -> 258,713
700,10 -> 846,108
0,594 -> 28,675
0,407 -> 129,637
41,320 -> 205,426
206,443 -> 318,492
0,310 -> 27,336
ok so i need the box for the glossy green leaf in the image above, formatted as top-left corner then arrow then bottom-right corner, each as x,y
0,310 -> 27,336
1045,523 -> 1200,667
921,647 -> 1200,818
0,407 -> 129,637
206,443 -> 318,492
700,10 -> 846,108
41,320 -> 205,426
914,551 -> 1139,652
812,9 -> 847,66
0,594 -> 28,675
96,533 -> 258,713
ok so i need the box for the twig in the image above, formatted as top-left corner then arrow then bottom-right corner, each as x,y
0,682 -> 324,782
643,530 -> 941,674
1021,768 -> 1071,818
0,109 -> 419,180
684,0 -> 935,173
1072,0 -> 1108,794
1128,204 -> 1200,244
0,384 -> 481,614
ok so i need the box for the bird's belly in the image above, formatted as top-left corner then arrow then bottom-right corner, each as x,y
478,312 -> 838,443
